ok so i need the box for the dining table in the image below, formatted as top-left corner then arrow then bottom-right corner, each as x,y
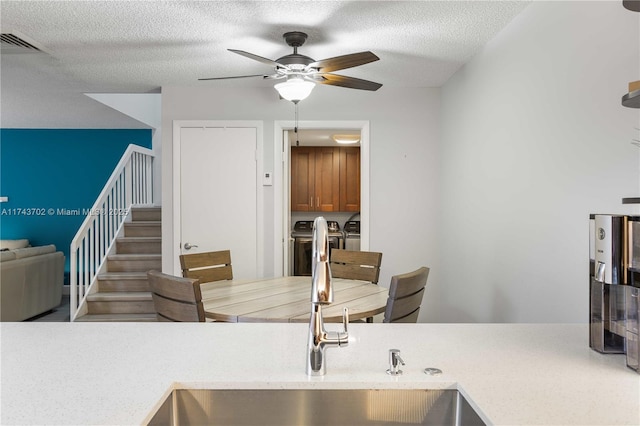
200,276 -> 389,323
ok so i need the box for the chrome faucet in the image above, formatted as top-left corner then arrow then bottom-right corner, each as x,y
306,216 -> 349,376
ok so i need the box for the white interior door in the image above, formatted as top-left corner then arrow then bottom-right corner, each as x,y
178,126 -> 258,279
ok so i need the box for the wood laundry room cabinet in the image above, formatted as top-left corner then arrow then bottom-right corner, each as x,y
291,146 -> 360,212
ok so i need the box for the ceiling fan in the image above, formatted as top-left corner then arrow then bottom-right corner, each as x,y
199,31 -> 382,103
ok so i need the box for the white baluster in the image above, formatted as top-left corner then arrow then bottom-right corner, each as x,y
69,146 -> 154,320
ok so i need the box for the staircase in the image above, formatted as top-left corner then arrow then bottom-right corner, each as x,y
76,207 -> 161,322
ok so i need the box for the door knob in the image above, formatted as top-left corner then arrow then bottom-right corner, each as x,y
183,242 -> 198,250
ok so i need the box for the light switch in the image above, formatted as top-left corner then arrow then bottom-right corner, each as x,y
263,172 -> 273,186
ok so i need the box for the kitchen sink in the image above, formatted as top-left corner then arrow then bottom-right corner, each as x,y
146,388 -> 486,425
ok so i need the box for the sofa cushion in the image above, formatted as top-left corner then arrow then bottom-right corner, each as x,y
0,251 -> 17,261
13,245 -> 56,259
0,239 -> 29,250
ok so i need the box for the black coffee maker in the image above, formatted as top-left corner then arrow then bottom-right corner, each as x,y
589,214 -> 640,373
589,214 -> 627,354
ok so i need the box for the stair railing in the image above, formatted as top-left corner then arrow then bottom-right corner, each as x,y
70,145 -> 154,321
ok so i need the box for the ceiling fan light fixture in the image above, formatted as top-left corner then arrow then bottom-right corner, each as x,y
274,77 -> 315,103
332,134 -> 360,144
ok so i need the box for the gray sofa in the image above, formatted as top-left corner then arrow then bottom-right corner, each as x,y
1,244 -> 65,321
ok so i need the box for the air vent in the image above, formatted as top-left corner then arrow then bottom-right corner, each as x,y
1,31 -> 48,54
1,33 -> 40,50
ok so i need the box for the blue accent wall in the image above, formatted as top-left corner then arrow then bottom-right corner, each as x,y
0,129 -> 153,283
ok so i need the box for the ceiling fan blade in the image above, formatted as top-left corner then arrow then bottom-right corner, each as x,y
317,73 -> 382,91
228,49 -> 288,68
309,51 -> 379,73
198,74 -> 269,81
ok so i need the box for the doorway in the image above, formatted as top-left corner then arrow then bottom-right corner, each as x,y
273,120 -> 370,277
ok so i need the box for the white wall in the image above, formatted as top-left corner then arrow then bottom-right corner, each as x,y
161,86 -> 443,320
85,93 -> 162,203
439,1 -> 640,322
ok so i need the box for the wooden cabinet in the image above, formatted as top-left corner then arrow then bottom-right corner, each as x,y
314,147 -> 340,211
291,147 -> 339,211
291,146 -> 360,212
290,147 -> 315,211
339,147 -> 360,212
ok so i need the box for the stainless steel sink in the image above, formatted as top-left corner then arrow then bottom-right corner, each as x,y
146,388 -> 486,425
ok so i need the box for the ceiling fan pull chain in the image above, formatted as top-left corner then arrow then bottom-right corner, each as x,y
295,103 -> 300,146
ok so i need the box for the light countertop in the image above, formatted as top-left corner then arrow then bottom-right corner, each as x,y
1,323 -> 639,425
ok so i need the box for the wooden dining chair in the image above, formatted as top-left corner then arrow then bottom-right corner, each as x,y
331,249 -> 383,322
383,266 -> 430,323
147,270 -> 205,322
330,249 -> 383,284
179,249 -> 233,283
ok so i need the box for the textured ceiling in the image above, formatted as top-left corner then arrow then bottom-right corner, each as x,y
0,1 -> 530,128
